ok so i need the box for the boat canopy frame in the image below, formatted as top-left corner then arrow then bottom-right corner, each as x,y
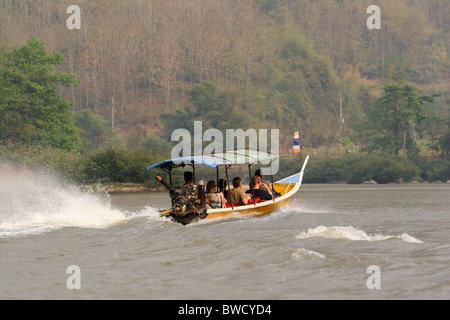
146,149 -> 278,170
147,149 -> 280,206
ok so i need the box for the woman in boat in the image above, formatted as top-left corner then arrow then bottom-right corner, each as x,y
255,168 -> 281,196
206,180 -> 227,209
246,176 -> 273,201
254,168 -> 272,193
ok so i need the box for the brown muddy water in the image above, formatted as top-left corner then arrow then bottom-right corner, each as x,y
1,169 -> 449,299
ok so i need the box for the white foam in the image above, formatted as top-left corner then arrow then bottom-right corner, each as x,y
0,166 -> 128,237
282,199 -> 331,214
291,247 -> 326,260
295,225 -> 423,243
397,232 -> 424,244
131,206 -> 168,222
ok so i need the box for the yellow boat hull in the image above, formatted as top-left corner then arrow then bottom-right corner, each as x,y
204,197 -> 292,220
159,196 -> 293,224
159,182 -> 298,224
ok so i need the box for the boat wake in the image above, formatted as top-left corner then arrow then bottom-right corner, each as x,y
296,225 -> 423,243
123,206 -> 168,222
0,165 -> 163,238
282,199 -> 333,214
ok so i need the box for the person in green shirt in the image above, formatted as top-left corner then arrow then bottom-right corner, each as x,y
228,177 -> 252,205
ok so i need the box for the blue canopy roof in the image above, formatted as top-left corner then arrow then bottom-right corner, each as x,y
275,172 -> 301,183
146,155 -> 233,171
146,149 -> 278,171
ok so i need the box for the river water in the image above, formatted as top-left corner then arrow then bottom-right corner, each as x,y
1,168 -> 449,300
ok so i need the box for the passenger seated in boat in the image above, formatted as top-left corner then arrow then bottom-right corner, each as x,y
205,180 -> 227,209
183,171 -> 193,186
218,178 -> 229,201
246,175 -> 273,201
228,177 -> 252,205
255,168 -> 281,196
254,168 -> 272,193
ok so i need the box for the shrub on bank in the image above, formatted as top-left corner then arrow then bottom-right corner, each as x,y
416,158 -> 450,182
79,148 -> 166,185
3,147 -> 449,186
303,154 -> 422,184
345,155 -> 420,184
4,147 -> 166,186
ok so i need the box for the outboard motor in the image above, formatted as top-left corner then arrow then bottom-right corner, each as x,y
172,183 -> 200,217
155,176 -> 207,224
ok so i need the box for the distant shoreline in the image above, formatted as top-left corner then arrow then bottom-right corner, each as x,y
91,184 -> 166,193
94,179 -> 450,193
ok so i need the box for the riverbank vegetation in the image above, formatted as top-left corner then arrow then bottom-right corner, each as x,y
1,146 -> 449,187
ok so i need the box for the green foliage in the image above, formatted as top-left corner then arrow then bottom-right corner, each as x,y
3,147 -> 166,186
416,158 -> 450,182
78,148 -> 165,185
0,145 -> 24,165
0,38 -> 81,151
360,83 -> 438,156
160,81 -> 248,137
345,156 -> 420,184
141,134 -> 172,156
275,153 -> 305,181
439,129 -> 450,159
24,147 -> 84,182
80,148 -> 131,184
75,110 -> 125,153
303,154 -> 421,184
280,33 -> 310,60
246,31 -> 339,147
339,137 -> 359,152
5,144 -> 448,187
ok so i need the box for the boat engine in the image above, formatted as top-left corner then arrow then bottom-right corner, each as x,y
171,183 -> 205,217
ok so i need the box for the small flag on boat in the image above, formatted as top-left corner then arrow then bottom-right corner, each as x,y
293,131 -> 300,153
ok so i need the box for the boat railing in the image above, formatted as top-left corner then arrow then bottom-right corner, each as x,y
284,182 -> 292,195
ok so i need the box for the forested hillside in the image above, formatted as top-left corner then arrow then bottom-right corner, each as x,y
1,0 -> 449,151
1,0 -> 450,185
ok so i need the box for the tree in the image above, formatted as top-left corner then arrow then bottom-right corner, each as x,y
0,38 -> 80,151
439,129 -> 450,159
141,134 -> 173,156
160,81 -> 248,137
360,83 -> 436,155
75,110 -> 125,153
